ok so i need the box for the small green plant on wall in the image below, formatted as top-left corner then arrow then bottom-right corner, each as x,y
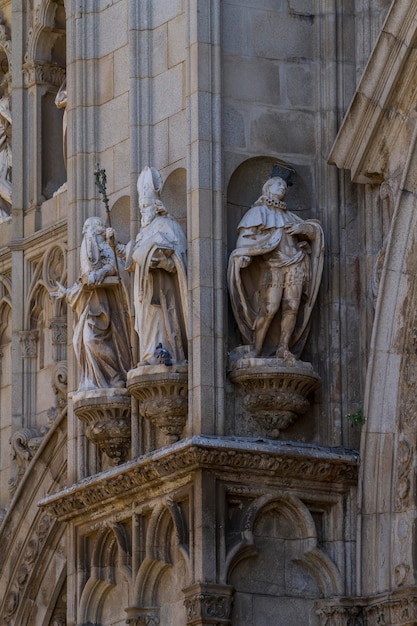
346,408 -> 365,426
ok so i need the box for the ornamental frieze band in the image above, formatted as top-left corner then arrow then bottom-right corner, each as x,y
39,436 -> 358,521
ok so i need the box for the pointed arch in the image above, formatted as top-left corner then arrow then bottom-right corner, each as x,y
133,501 -> 190,606
226,493 -> 342,597
0,414 -> 67,626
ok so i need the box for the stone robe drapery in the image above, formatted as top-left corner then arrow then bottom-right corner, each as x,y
66,278 -> 131,391
126,214 -> 188,364
228,203 -> 324,357
0,96 -> 12,214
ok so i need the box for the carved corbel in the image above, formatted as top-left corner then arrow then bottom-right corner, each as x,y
316,604 -> 364,626
183,583 -> 234,626
9,427 -> 48,494
22,61 -> 65,88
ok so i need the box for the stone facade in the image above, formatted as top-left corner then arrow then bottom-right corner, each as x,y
0,0 -> 415,625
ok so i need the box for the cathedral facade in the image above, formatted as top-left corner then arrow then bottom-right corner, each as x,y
1,1 -> 415,625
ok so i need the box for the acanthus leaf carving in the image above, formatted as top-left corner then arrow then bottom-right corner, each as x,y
22,61 -> 65,88
183,584 -> 234,626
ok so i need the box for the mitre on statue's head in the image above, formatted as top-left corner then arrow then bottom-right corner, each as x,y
137,166 -> 163,206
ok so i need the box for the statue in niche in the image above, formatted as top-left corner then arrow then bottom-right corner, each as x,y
55,77 -> 67,171
0,89 -> 12,222
54,77 -> 68,196
53,216 -> 131,391
109,166 -> 188,366
228,172 -> 324,361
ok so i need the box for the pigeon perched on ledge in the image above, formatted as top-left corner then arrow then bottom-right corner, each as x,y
154,343 -> 173,366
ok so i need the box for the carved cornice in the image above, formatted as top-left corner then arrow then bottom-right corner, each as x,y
39,436 -> 359,522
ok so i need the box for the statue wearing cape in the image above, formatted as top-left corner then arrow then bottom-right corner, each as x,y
228,192 -> 324,359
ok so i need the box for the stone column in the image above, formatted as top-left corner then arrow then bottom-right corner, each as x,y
186,0 -> 225,435
19,330 -> 38,427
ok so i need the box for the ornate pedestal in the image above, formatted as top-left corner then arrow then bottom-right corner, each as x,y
73,388 -> 131,465
229,353 -> 321,438
127,364 -> 188,443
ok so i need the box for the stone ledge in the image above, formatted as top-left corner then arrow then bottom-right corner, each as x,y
38,436 -> 359,521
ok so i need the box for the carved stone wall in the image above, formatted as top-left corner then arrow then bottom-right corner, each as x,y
0,0 -> 409,625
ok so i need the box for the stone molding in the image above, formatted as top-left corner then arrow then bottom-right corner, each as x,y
229,358 -> 321,438
39,437 -> 358,521
183,583 -> 234,626
1,513 -> 53,625
316,588 -> 417,625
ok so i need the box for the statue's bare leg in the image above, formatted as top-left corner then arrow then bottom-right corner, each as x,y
253,282 -> 283,356
276,284 -> 303,358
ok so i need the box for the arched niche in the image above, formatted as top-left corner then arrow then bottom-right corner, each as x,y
228,495 -> 341,625
79,526 -> 131,626
226,156 -> 313,257
161,167 -> 187,235
132,502 -> 190,625
226,156 -> 315,354
24,0 -> 67,204
110,194 -> 130,245
28,285 -> 56,424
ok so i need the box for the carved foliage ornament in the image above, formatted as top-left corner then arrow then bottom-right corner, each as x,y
22,61 -> 65,87
183,584 -> 234,626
